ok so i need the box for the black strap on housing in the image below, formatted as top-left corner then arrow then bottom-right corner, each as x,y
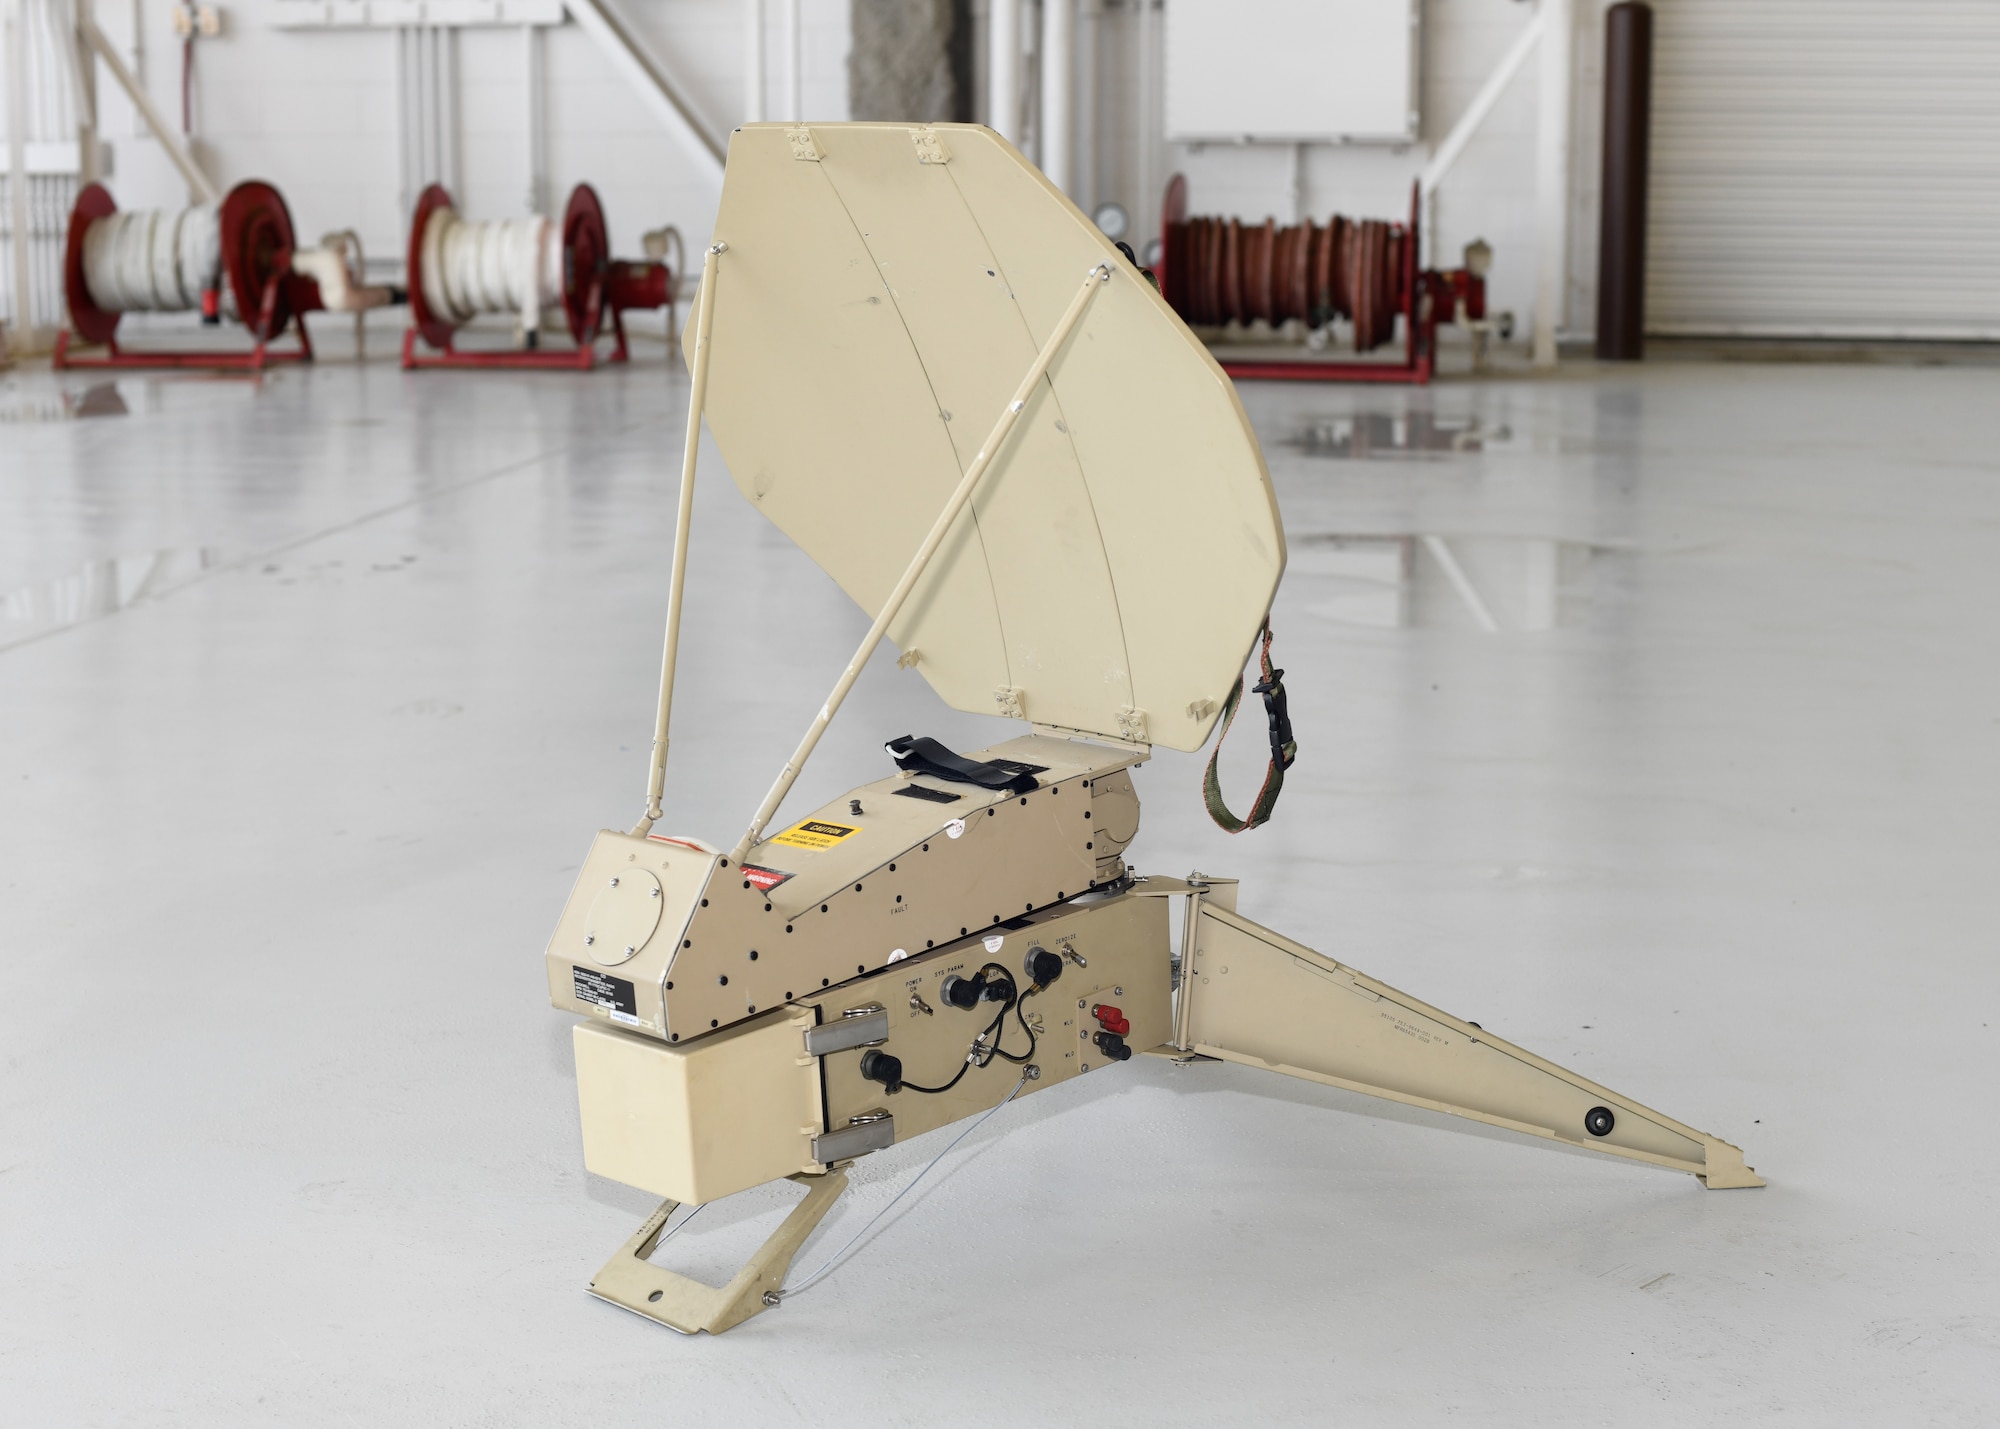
885,735 -> 1041,795
1201,622 -> 1297,834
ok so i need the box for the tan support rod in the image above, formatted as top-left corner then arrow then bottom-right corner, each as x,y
727,261 -> 1114,863
631,241 -> 726,837
82,18 -> 220,204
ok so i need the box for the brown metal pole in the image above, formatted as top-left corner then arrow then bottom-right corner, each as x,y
1596,1 -> 1652,360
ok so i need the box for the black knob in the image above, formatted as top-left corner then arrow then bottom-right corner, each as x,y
1093,1031 -> 1132,1062
1584,1106 -> 1616,1138
1023,947 -> 1064,987
860,1049 -> 903,1091
980,971 -> 1016,1004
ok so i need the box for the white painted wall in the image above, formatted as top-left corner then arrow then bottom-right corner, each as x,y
66,0 -> 1602,335
91,0 -> 851,264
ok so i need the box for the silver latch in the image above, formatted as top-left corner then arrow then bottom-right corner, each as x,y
803,1004 -> 890,1057
812,1110 -> 895,1163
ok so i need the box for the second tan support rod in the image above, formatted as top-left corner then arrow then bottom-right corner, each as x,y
632,241 -> 725,837
727,261 -> 1114,863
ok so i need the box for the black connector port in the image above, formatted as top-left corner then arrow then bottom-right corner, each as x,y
1023,946 -> 1064,988
1092,1030 -> 1132,1062
859,1049 -> 904,1092
942,969 -> 1016,1009
940,974 -> 984,1010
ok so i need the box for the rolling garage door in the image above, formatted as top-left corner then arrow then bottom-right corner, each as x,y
1648,0 -> 2000,339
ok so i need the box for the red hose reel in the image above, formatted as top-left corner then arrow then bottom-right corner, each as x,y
1158,175 -> 1490,384
55,179 -> 327,371
400,182 -> 671,371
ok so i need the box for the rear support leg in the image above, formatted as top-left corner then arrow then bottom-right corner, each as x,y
1176,898 -> 1762,1188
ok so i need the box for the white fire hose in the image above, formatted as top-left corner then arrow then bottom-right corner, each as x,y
420,208 -> 565,338
81,205 -> 222,313
81,205 -> 391,317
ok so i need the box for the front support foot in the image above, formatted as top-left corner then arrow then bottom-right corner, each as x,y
588,1168 -> 850,1334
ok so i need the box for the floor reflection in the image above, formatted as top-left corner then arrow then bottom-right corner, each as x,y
1292,411 -> 1512,459
1290,533 -> 1615,632
1,547 -> 212,646
0,380 -> 135,422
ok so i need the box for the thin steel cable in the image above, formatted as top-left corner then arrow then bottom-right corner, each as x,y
776,1072 -> 1031,1301
649,1201 -> 704,1249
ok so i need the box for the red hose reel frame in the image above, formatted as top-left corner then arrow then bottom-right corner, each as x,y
1158,175 -> 1486,385
54,180 -> 326,372
400,182 -> 671,372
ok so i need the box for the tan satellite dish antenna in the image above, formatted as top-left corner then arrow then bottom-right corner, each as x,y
696,122 -> 1281,753
546,124 -> 1760,1339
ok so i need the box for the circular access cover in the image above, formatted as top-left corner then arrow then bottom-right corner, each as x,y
583,868 -> 664,966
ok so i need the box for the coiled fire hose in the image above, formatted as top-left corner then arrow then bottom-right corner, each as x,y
80,204 -> 224,319
1170,212 -> 1405,352
420,208 -> 566,338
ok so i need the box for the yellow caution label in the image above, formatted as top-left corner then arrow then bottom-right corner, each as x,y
769,819 -> 860,851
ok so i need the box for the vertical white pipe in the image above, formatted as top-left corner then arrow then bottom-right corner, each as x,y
74,0 -> 100,182
420,26 -> 437,185
443,25 -> 461,197
783,0 -> 800,121
402,29 -> 414,220
1533,0 -> 1573,369
743,0 -> 764,123
414,27 -> 426,184
1135,0 -> 1155,252
988,0 -> 1019,143
7,0 -> 33,340
1076,0 -> 1097,207
1041,0 -> 1073,191
524,24 -> 547,214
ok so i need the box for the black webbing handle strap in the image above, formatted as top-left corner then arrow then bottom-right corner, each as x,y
885,735 -> 1040,795
1202,622 -> 1297,834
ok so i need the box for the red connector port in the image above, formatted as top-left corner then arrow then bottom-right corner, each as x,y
1091,1003 -> 1130,1037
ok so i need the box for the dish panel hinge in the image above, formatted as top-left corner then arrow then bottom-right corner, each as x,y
911,126 -> 951,165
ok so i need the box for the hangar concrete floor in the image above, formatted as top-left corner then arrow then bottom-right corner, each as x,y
2,344 -> 1996,1425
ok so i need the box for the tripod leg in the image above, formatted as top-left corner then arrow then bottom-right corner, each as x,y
1178,902 -> 1762,1188
587,1168 -> 851,1334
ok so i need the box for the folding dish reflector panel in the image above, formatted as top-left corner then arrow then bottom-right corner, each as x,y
692,122 -> 1285,753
